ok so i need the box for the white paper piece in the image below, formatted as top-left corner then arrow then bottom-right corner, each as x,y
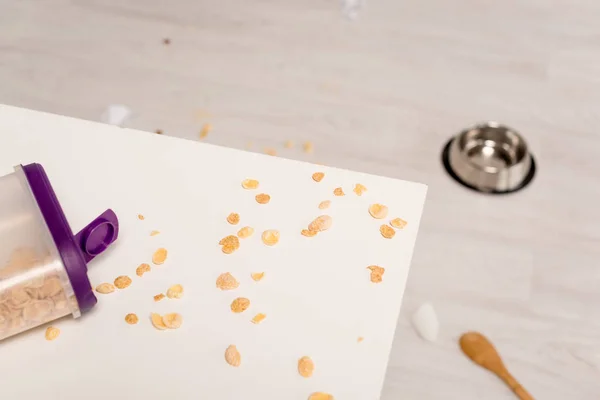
411,302 -> 439,342
100,104 -> 131,126
341,0 -> 366,20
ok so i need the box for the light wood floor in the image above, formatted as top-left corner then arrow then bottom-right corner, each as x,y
1,1 -> 599,398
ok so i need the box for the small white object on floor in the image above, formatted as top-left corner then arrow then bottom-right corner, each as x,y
411,302 -> 439,342
100,104 -> 131,126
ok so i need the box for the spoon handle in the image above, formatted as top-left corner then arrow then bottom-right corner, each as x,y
501,371 -> 535,400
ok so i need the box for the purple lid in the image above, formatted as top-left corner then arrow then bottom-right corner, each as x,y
22,163 -> 119,314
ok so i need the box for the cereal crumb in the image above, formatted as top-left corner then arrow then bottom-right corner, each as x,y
251,272 -> 265,282
137,214 -> 145,220
298,356 -> 315,378
227,212 -> 240,225
200,123 -> 212,139
45,326 -> 60,341
367,265 -> 385,283
308,393 -> 334,400
231,297 -> 251,313
261,230 -> 280,246
318,200 -> 331,210
301,229 -> 317,237
154,293 -> 166,302
162,38 -> 171,45
353,183 -> 367,196
162,313 -> 183,329
284,140 -> 294,148
357,337 -> 364,343
251,313 -> 266,324
255,193 -> 271,204
380,224 -> 396,239
368,204 -> 389,219
312,172 -> 325,182
241,179 -> 259,189
166,284 -> 184,299
151,313 -> 167,330
308,215 -> 332,232
264,148 -> 277,156
225,345 -> 241,367
152,248 -> 168,265
237,226 -> 254,239
125,313 -> 139,325
114,276 -> 132,289
150,230 -> 160,236
303,141 -> 314,154
390,217 -> 408,229
155,129 -> 163,135
333,187 -> 345,196
95,283 -> 115,294
217,273 -> 239,290
136,263 -> 151,277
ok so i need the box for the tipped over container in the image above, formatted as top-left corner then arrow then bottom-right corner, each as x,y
0,164 -> 119,341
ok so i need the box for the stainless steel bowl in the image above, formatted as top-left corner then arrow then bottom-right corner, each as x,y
442,122 -> 536,193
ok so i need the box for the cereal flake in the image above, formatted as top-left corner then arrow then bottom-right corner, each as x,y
150,230 -> 160,236
284,140 -> 294,148
154,293 -> 166,302
368,204 -> 389,219
152,248 -> 168,265
237,226 -> 254,239
125,313 -> 139,324
151,313 -> 167,330
114,276 -> 132,289
308,215 -> 332,232
318,200 -> 331,210
225,345 -> 241,367
367,265 -> 385,283
231,297 -> 250,313
251,313 -> 266,324
390,217 -> 407,229
251,272 -> 265,282
227,212 -> 240,225
138,214 -> 145,220
136,263 -> 151,277
200,123 -> 212,139
264,148 -> 277,156
162,313 -> 183,329
333,187 -> 345,196
308,393 -> 334,400
166,284 -> 184,299
380,224 -> 396,239
312,172 -> 325,182
217,273 -> 240,290
261,230 -> 280,246
45,326 -> 60,341
241,179 -> 259,189
95,283 -> 115,294
353,183 -> 367,196
303,141 -> 314,153
255,193 -> 271,204
298,356 -> 315,378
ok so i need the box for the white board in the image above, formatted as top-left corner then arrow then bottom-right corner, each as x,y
0,105 -> 427,400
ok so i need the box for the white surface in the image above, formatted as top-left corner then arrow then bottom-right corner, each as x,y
0,105 -> 426,400
410,302 -> 439,343
1,1 -> 600,398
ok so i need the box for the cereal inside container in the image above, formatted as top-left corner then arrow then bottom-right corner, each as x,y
0,164 -> 119,341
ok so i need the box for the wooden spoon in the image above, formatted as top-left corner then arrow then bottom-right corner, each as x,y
459,331 -> 534,400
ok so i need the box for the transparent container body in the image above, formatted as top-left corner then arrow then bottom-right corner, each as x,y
0,167 -> 79,341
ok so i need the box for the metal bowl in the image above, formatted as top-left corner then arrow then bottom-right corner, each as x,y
442,122 -> 536,194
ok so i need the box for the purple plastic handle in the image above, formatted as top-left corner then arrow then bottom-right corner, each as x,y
74,209 -> 119,263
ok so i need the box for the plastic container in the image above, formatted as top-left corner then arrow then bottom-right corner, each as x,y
0,163 -> 119,341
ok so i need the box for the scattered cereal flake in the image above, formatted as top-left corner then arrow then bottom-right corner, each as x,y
301,229 -> 317,237
261,230 -> 280,246
318,200 -> 331,210
251,272 -> 265,282
242,179 -> 259,189
151,313 -> 167,330
125,313 -> 139,324
222,245 -> 237,254
45,326 -> 60,341
308,215 -> 332,232
357,337 -> 364,343
150,230 -> 160,236
380,224 -> 396,239
308,393 -> 334,400
298,356 -> 315,378
152,248 -> 168,265
114,275 -> 132,289
312,172 -> 325,182
237,226 -> 254,239
303,141 -> 314,153
219,235 -> 240,247
284,140 -> 294,148
137,214 -> 145,220
154,293 -> 166,302
390,217 -> 408,229
199,123 -> 212,139
162,313 -> 183,329
227,212 -> 240,225
368,204 -> 389,219
217,273 -> 240,290
251,313 -> 266,324
255,193 -> 271,204
333,187 -> 345,196
225,345 -> 241,367
95,283 -> 115,294
136,263 -> 151,277
155,129 -> 163,135
231,297 -> 251,313
265,148 -> 277,156
367,265 -> 385,283
353,183 -> 367,196
166,284 -> 184,299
